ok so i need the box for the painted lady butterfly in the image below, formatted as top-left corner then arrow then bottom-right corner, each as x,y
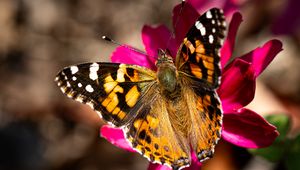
55,8 -> 226,170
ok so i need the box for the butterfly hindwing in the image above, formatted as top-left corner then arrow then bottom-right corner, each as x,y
176,8 -> 226,88
55,62 -> 156,127
185,87 -> 222,161
125,88 -> 191,169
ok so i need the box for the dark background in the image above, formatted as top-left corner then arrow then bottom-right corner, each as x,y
0,0 -> 299,170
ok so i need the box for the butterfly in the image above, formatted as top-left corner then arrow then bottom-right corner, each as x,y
55,8 -> 226,170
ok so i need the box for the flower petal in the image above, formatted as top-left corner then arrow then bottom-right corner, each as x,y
218,59 -> 256,112
222,108 -> 279,148
142,25 -> 177,59
239,39 -> 283,77
100,125 -> 135,152
172,2 -> 199,46
220,12 -> 243,68
111,46 -> 156,70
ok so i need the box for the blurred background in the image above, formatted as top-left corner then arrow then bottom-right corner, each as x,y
0,0 -> 299,170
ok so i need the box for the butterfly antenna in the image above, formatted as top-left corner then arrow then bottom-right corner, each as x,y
166,0 -> 186,50
102,36 -> 155,59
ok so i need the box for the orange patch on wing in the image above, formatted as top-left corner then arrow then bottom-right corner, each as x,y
112,107 -> 121,115
117,111 -> 126,120
127,69 -> 140,82
125,85 -> 140,107
195,40 -> 205,54
105,94 -> 119,112
190,63 -> 202,79
184,39 -> 195,54
202,59 -> 214,70
104,81 -> 118,93
102,84 -> 124,112
203,95 -> 211,106
207,69 -> 214,76
207,76 -> 213,84
111,107 -> 126,120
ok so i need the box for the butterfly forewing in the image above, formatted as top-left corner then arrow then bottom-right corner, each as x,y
55,63 -> 156,127
176,8 -> 226,89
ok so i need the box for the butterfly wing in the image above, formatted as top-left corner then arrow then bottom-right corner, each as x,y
176,8 -> 226,89
125,88 -> 191,169
181,84 -> 222,161
176,8 -> 226,161
55,62 -> 156,127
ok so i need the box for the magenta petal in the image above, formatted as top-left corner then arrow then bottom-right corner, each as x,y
142,25 -> 177,59
100,125 -> 135,152
187,152 -> 202,170
172,2 -> 199,46
111,46 -> 156,70
239,39 -> 283,77
218,59 -> 255,112
220,12 -> 243,68
222,108 -> 279,148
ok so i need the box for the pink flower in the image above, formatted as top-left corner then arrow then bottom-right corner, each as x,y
102,2 -> 281,170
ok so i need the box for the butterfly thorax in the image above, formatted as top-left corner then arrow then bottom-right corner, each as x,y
156,50 -> 179,97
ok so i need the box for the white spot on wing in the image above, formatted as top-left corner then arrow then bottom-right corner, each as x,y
212,28 -> 216,33
209,35 -> 214,44
116,65 -> 126,82
78,83 -> 82,88
195,21 -> 206,36
206,10 -> 212,18
222,21 -> 226,27
85,84 -> 94,93
70,66 -> 79,74
89,63 -> 99,81
67,82 -> 71,87
211,20 -> 215,24
72,76 -> 77,81
220,39 -> 224,45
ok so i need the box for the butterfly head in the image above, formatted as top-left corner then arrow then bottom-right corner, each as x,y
155,49 -> 174,66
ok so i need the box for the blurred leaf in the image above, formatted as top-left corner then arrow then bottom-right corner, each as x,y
248,114 -> 291,162
285,135 -> 300,170
265,114 -> 290,141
